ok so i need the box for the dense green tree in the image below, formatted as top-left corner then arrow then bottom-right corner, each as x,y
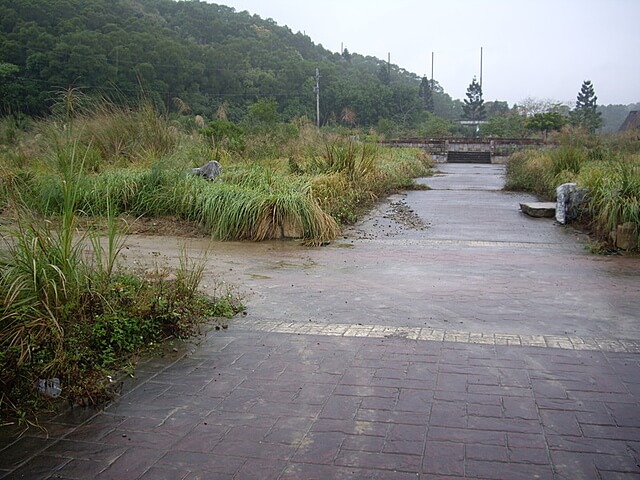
418,76 -> 434,113
526,111 -> 566,139
0,62 -> 20,113
418,113 -> 454,137
377,62 -> 390,85
484,101 -> 509,117
479,113 -> 528,138
462,76 -> 486,121
246,98 -> 279,131
571,80 -> 602,134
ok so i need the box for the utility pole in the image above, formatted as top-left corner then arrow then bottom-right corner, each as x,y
431,51 -> 434,93
314,68 -> 320,128
431,52 -> 434,82
387,52 -> 391,81
479,47 -> 483,88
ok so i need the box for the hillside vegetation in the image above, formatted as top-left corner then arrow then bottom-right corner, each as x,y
0,0 -> 464,129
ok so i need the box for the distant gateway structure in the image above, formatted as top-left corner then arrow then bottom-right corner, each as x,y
381,137 -> 546,164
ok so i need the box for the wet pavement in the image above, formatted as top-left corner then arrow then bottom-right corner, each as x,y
2,163 -> 640,479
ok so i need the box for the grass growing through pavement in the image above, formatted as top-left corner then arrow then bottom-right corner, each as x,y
505,130 -> 640,250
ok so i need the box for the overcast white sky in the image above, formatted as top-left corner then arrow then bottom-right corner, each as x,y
210,0 -> 640,107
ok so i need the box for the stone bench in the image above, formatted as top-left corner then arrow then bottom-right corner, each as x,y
520,202 -> 556,218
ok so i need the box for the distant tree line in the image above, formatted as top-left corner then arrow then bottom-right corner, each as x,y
0,0 -> 636,137
0,0 -> 465,130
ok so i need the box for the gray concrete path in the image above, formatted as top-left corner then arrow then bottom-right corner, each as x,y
2,164 -> 639,479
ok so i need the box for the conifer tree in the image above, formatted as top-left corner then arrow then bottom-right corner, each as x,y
419,77 -> 434,112
571,80 -> 602,133
462,77 -> 486,121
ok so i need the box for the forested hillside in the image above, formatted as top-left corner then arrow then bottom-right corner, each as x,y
0,0 -> 463,128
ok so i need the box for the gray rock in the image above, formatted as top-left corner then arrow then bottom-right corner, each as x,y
556,183 -> 588,224
615,222 -> 638,250
192,160 -> 222,181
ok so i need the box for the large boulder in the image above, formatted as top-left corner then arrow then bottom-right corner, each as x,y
614,222 -> 638,250
555,183 -> 588,224
192,160 -> 222,181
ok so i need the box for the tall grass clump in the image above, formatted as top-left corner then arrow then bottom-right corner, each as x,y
307,140 -> 432,223
308,138 -> 378,182
171,164 -> 340,244
3,99 -> 432,245
578,155 -> 640,247
0,112 -> 242,424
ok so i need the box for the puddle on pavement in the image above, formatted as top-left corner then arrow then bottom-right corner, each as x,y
331,243 -> 355,249
270,259 -> 317,270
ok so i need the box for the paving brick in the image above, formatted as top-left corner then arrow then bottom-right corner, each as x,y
427,426 -> 506,446
279,463 -> 377,480
1,454 -> 69,479
599,471 -> 640,480
507,446 -> 550,465
422,441 -> 464,476
468,415 -> 542,434
210,438 -> 297,461
551,450 -> 640,479
502,393 -> 535,414
319,395 -> 362,420
95,447 -> 164,480
580,424 -> 640,441
435,372 -> 468,393
467,384 -> 533,397
100,428 -> 179,450
539,409 -> 583,436
394,388 -> 433,413
171,423 -> 227,453
334,449 -> 422,473
465,459 -> 554,479
138,465 -> 190,480
44,440 -> 127,464
0,436 -> 56,468
340,433 -> 386,453
359,395 -> 397,411
232,458 -> 288,480
466,402 -> 502,418
605,402 -> 640,427
355,408 -> 429,426
429,401 -> 467,428
506,432 -> 547,450
156,450 -> 245,474
382,424 -> 426,456
291,431 -> 343,464
466,443 -> 508,462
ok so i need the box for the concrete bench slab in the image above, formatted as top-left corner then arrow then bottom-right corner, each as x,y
520,202 -> 556,218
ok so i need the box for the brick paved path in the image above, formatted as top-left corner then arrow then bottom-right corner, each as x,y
1,164 -> 639,479
2,329 -> 639,479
